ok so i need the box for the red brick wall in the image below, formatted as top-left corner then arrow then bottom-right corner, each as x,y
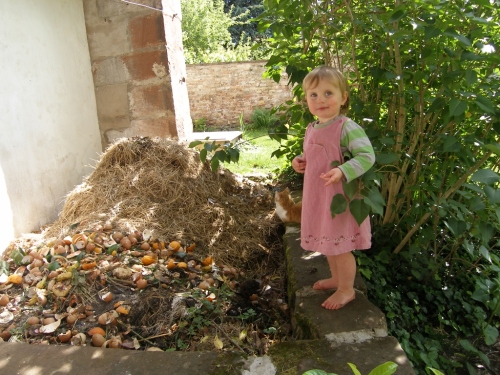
186,61 -> 292,127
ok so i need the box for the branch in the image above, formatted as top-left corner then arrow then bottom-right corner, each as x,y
393,151 -> 493,253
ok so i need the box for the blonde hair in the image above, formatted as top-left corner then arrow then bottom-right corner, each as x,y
303,66 -> 350,114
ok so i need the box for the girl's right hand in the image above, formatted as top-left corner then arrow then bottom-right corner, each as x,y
292,156 -> 306,174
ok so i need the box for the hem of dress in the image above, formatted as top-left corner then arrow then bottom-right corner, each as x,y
300,242 -> 371,256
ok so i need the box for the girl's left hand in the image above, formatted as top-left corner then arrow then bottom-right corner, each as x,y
320,168 -> 344,186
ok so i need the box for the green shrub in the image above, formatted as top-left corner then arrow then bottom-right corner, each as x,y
248,107 -> 278,130
257,0 -> 500,373
193,118 -> 207,132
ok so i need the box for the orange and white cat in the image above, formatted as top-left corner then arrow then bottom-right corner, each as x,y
275,188 -> 302,223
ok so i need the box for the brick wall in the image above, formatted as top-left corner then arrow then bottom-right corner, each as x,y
186,61 -> 293,127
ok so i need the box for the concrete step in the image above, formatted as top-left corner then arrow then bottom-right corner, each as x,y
188,131 -> 242,146
268,337 -> 415,375
283,226 -> 387,344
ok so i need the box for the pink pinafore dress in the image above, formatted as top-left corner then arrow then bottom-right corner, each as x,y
300,116 -> 371,255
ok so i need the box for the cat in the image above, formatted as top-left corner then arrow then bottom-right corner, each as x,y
275,187 -> 302,223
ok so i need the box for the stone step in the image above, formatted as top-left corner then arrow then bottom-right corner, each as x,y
268,337 -> 415,375
284,226 -> 387,345
188,131 -> 242,145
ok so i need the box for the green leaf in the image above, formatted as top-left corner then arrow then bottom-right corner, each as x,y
460,339 -> 478,353
469,197 -> 485,211
350,97 -> 364,114
200,148 -> 207,163
427,368 -> 446,375
484,143 -> 500,157
363,187 -> 385,216
465,69 -> 478,86
385,71 -> 398,80
106,244 -> 119,255
47,261 -> 61,271
471,287 -> 490,304
475,95 -> 496,114
479,245 -> 491,263
388,10 -> 406,23
214,149 -> 228,163
302,370 -> 336,375
449,98 -> 467,117
441,135 -> 461,152
484,186 -> 500,204
483,324 -> 499,346
188,140 -> 203,148
204,142 -> 216,152
444,28 -> 472,46
349,199 -> 370,226
424,26 -> 441,39
330,194 -> 348,218
210,157 -> 219,172
69,222 -> 81,230
463,240 -> 474,255
428,97 -> 445,112
471,169 -> 500,185
227,148 -> 239,163
347,363 -> 362,375
343,179 -> 358,200
9,248 -> 25,266
477,350 -> 491,367
461,51 -> 484,61
445,218 -> 466,237
376,153 -> 399,164
368,361 -> 398,375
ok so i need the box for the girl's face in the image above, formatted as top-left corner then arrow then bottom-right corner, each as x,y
305,79 -> 348,124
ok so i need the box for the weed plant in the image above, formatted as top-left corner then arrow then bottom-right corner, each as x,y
246,107 -> 278,131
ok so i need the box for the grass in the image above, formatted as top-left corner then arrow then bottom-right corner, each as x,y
224,129 -> 286,176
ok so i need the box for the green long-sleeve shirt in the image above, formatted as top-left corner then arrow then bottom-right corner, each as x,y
313,117 -> 375,182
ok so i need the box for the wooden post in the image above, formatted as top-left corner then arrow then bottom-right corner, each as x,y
161,0 -> 192,140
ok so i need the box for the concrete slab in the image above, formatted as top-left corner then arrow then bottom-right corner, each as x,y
285,228 -> 387,343
0,341 -> 244,375
268,337 -> 415,375
189,131 -> 242,144
283,227 -> 367,306
292,291 -> 388,343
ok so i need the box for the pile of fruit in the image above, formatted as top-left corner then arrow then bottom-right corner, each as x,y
0,223 -> 289,353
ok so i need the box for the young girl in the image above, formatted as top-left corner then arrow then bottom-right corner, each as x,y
292,66 -> 375,310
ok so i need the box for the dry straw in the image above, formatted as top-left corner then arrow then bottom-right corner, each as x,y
44,137 -> 281,277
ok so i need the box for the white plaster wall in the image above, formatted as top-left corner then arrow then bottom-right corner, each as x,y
0,0 -> 101,252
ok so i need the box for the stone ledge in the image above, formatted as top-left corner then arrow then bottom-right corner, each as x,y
268,337 -> 415,374
292,291 -> 388,343
188,131 -> 242,144
283,222 -> 415,373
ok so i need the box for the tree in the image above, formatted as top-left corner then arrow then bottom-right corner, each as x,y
257,0 -> 500,372
180,0 -> 267,63
180,0 -> 233,63
224,0 -> 268,44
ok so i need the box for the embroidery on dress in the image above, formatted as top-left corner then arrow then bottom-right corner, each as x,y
302,233 -> 361,245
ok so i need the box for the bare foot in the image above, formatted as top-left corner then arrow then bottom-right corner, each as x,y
312,278 -> 338,290
321,290 -> 355,310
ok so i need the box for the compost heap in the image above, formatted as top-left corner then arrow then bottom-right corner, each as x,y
0,136 -> 289,353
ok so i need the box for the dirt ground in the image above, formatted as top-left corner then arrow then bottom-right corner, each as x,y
0,137 -> 292,354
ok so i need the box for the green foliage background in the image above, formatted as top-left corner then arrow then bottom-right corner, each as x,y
180,0 -> 268,63
256,0 -> 500,373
